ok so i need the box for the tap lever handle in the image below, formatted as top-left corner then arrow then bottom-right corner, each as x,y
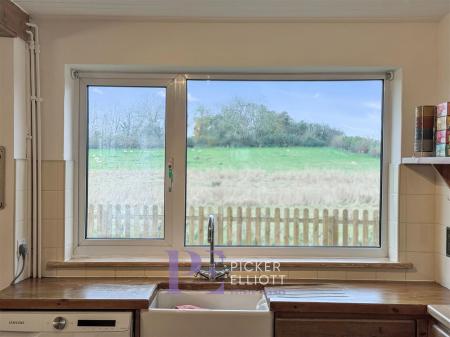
207,215 -> 215,243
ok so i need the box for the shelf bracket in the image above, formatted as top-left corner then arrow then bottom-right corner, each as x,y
433,164 -> 450,188
0,146 -> 5,209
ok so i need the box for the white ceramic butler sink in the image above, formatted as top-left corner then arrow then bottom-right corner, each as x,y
141,290 -> 273,337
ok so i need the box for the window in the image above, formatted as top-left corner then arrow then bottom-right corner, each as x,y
75,73 -> 388,258
85,85 -> 166,239
185,79 -> 384,249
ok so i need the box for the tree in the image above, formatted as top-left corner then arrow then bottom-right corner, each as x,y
190,99 -> 380,157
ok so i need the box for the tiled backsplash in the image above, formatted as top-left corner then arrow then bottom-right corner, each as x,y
15,159 -> 31,283
435,168 -> 450,288
41,160 -> 443,283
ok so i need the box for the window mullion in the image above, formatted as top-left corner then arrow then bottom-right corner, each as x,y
168,75 -> 187,251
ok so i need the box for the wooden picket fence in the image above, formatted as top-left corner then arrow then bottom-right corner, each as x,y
87,204 -> 380,247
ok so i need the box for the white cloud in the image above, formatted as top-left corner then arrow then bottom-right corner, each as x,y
157,90 -> 166,98
92,87 -> 104,95
363,101 -> 382,110
188,93 -> 200,102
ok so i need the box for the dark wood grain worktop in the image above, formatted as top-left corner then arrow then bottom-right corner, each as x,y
266,281 -> 450,316
1,278 -> 450,315
0,278 -> 157,310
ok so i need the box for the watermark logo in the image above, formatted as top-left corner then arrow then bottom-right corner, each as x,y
167,250 -> 287,293
229,261 -> 287,286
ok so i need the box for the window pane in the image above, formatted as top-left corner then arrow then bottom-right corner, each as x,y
86,86 -> 165,239
185,80 -> 383,247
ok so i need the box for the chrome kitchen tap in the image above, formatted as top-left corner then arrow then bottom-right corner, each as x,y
195,215 -> 230,281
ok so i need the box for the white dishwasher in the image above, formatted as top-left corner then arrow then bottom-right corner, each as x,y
0,312 -> 132,337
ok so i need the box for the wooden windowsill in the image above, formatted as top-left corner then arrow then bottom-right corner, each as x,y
47,258 -> 413,270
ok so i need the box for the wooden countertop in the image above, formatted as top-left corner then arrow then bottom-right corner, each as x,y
266,281 -> 450,316
1,278 -> 450,314
0,278 -> 157,310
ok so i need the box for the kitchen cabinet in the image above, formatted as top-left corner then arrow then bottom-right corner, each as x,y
0,0 -> 28,40
275,318 -> 417,337
431,324 -> 450,337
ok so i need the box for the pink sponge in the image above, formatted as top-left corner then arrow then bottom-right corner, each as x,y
175,305 -> 204,310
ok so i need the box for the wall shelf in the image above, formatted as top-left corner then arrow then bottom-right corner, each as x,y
401,157 -> 450,186
401,157 -> 450,165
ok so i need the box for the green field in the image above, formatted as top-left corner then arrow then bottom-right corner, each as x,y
89,147 -> 380,171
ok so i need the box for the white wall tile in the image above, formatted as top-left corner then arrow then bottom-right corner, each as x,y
435,224 -> 447,254
376,271 -> 406,281
116,269 -> 145,277
42,190 -> 64,220
56,268 -> 86,277
406,166 -> 436,195
399,195 -> 407,223
405,195 -> 435,224
406,223 -> 434,253
288,270 -> 318,279
42,219 -> 64,248
317,271 -> 346,280
346,270 -> 377,280
42,161 -> 64,191
435,194 -> 450,226
85,269 -> 115,277
406,252 -> 435,281
435,254 -> 450,288
399,222 -> 406,252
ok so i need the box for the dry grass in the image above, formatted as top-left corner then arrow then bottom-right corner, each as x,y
88,168 -> 380,210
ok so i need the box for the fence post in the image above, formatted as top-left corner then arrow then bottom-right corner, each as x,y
302,208 -> 309,246
152,205 -> 158,239
313,208 -> 319,246
373,210 -> 379,246
246,207 -> 252,245
236,207 -> 242,246
293,208 -> 300,246
115,205 -> 123,238
226,207 -> 233,246
97,204 -> 106,238
265,208 -> 271,245
106,204 -> 112,238
332,209 -> 339,246
88,204 -> 95,237
342,209 -> 349,246
274,208 -> 281,246
143,205 -> 150,238
323,209 -> 329,246
198,206 -> 205,245
284,208 -> 290,245
217,207 -> 224,245
134,205 -> 140,238
255,207 -> 261,245
363,210 -> 369,246
352,209 -> 359,246
125,205 -> 131,238
189,206 -> 195,245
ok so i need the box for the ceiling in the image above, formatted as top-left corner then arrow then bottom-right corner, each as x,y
13,0 -> 450,21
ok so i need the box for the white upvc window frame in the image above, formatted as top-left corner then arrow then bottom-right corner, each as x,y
73,71 -> 390,259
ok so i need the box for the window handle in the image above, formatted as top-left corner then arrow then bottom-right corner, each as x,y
168,158 -> 174,192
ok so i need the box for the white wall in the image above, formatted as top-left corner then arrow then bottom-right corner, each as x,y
0,37 -> 31,289
0,38 -> 16,290
35,20 -> 438,160
33,19 -> 443,281
435,13 -> 450,289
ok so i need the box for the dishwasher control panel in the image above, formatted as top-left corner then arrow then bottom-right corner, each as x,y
0,311 -> 132,334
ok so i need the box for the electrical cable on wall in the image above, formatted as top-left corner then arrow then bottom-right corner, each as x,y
10,243 -> 28,285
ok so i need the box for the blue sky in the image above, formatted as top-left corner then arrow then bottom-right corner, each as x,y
89,79 -> 383,140
187,80 -> 383,140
